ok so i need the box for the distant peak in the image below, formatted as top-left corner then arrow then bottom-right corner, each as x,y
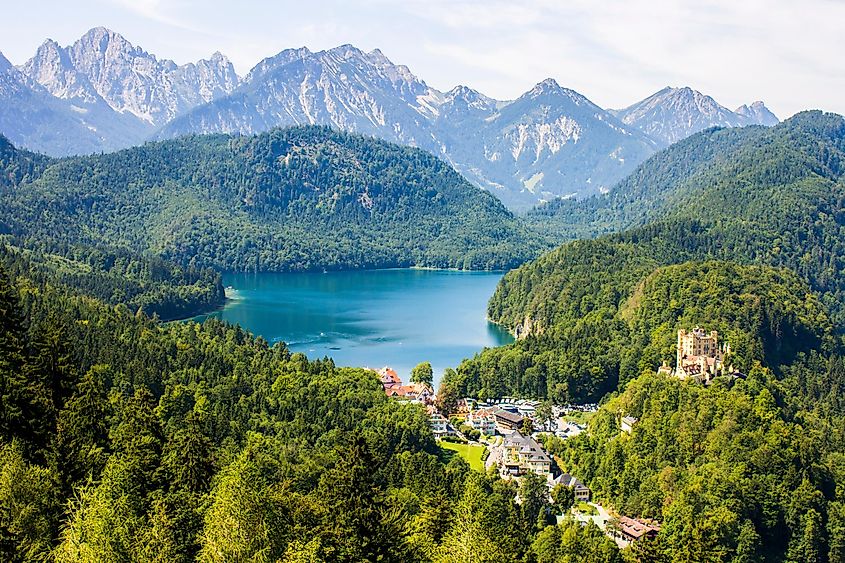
77,26 -> 136,53
533,77 -> 561,91
0,51 -> 11,72
448,84 -> 479,98
367,48 -> 389,62
207,51 -> 232,65
326,44 -> 365,59
81,26 -> 121,40
37,38 -> 61,50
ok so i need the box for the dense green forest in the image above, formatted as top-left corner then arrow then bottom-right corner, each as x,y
547,359 -> 845,562
526,110 -> 845,241
0,126 -> 542,272
0,262 -> 627,562
0,242 -> 224,321
446,111 -> 845,403
426,110 -> 845,561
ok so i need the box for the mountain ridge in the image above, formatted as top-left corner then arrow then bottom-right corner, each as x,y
2,27 -> 780,209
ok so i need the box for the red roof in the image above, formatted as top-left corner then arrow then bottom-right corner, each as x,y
617,516 -> 661,540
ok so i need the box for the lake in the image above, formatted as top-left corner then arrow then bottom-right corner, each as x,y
191,269 -> 514,385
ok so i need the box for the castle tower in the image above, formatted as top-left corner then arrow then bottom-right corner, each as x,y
676,327 -> 726,381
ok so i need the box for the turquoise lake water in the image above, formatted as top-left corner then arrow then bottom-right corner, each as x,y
191,269 -> 514,385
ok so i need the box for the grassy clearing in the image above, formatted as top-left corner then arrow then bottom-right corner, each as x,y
439,441 -> 487,472
575,502 -> 598,515
560,410 -> 595,425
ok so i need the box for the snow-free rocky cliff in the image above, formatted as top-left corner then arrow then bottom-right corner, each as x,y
3,28 -> 779,209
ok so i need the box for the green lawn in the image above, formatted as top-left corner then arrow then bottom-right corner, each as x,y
574,502 -> 598,515
561,410 -> 595,425
439,441 -> 487,472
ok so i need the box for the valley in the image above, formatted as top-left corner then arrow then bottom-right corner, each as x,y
1,12 -> 845,563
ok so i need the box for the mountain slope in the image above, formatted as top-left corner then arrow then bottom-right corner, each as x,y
447,111 -> 845,403
23,27 -> 240,128
0,126 -> 539,271
0,51 -> 121,155
161,48 -> 659,209
445,79 -> 658,209
158,44 -> 437,147
613,86 -> 778,146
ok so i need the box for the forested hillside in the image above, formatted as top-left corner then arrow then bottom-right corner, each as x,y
528,111 -> 845,241
552,360 -> 845,561
445,112 -> 845,404
0,243 -> 224,321
0,127 -> 540,272
0,263 -> 622,562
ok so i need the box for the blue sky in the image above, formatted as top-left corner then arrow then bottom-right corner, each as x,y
2,0 -> 843,118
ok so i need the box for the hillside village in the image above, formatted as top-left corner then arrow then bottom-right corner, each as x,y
372,326 -> 732,547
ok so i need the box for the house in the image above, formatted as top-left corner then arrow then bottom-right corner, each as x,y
455,399 -> 471,416
621,416 -> 638,434
378,367 -> 433,402
501,431 -> 552,477
467,407 -> 498,436
613,516 -> 661,545
378,367 -> 402,393
494,409 -> 524,432
553,473 -> 590,502
429,411 -> 451,438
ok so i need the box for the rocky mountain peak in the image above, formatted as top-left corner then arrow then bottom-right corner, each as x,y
0,51 -> 13,73
735,101 -> 779,126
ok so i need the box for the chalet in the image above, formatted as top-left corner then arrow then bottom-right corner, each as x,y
378,367 -> 402,392
378,367 -> 433,402
494,409 -> 524,432
553,473 -> 590,502
613,516 -> 661,545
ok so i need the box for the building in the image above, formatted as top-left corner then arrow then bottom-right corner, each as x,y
378,367 -> 402,392
553,473 -> 590,502
613,516 -> 661,545
675,327 -> 730,382
378,367 -> 433,402
494,409 -> 524,432
621,416 -> 638,434
429,410 -> 451,438
467,407 -> 498,436
501,431 -> 552,477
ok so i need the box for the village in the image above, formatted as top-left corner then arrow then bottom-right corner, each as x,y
374,326 -> 734,548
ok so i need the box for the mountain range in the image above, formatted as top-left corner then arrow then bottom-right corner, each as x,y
1,27 -> 779,209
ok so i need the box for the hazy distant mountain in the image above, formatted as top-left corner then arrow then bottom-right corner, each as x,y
735,101 -> 779,126
23,27 -> 240,127
613,87 -> 779,146
161,52 -> 656,208
436,79 -> 658,208
0,28 -> 782,208
0,50 -> 116,155
159,44 -> 438,149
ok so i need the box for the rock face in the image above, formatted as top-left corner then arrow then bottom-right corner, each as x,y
735,101 -> 780,127
0,49 -> 113,155
159,44 -> 440,148
438,78 -> 657,209
2,29 -> 781,208
160,51 -> 657,209
612,86 -> 779,147
9,27 -> 240,154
